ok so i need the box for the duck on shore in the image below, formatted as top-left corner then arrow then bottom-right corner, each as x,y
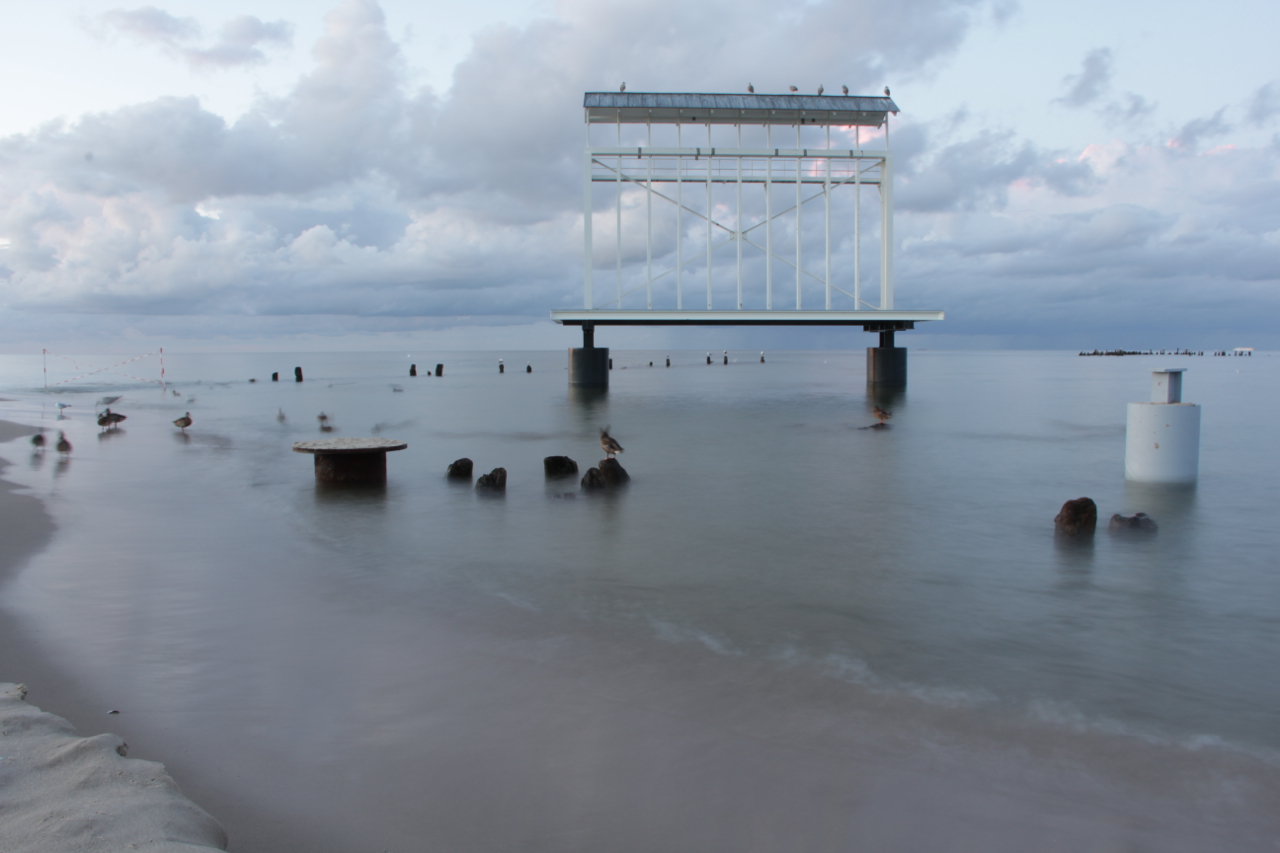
173,412 -> 193,433
56,432 -> 72,454
31,432 -> 45,450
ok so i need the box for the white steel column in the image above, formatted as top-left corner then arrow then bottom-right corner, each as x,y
824,155 -> 832,309
880,153 -> 894,309
854,127 -> 861,309
584,151 -> 593,309
616,154 -> 622,307
736,126 -> 743,309
706,150 -> 713,309
795,126 -> 802,310
675,124 -> 686,311
765,125 -> 772,309
645,155 -> 653,308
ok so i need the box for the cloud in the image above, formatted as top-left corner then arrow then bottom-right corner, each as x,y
1169,108 -> 1231,151
1055,48 -> 1112,108
95,5 -> 293,69
1247,81 -> 1280,127
4,0 -> 1280,350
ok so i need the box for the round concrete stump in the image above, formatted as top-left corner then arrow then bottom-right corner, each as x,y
293,438 -> 408,484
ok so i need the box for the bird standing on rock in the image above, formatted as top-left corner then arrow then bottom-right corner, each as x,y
56,432 -> 72,454
173,412 -> 192,433
600,427 -> 624,459
873,406 -> 892,424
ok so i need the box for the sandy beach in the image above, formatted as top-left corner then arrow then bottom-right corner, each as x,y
1,421 -> 226,852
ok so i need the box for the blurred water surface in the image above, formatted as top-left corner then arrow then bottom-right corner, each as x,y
1,349 -> 1277,849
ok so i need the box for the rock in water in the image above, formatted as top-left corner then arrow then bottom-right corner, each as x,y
1054,497 -> 1097,536
476,468 -> 507,490
1109,512 -> 1158,531
581,467 -> 606,489
544,456 -> 579,477
598,457 -> 630,485
446,458 -> 474,479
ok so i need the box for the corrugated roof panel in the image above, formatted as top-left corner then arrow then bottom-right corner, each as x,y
583,92 -> 898,126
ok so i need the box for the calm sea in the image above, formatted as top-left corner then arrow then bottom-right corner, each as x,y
1,349 -> 1277,851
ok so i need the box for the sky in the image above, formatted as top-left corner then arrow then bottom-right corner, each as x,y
0,0 -> 1277,353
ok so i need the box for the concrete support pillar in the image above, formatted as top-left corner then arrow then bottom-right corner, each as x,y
866,347 -> 907,387
569,347 -> 609,387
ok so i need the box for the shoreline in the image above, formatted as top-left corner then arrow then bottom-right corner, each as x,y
0,423 -> 232,852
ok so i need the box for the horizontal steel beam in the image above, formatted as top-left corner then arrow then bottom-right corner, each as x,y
550,309 -> 943,327
589,147 -> 889,159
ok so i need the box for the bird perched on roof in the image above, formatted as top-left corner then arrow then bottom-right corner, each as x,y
173,412 -> 192,433
31,431 -> 45,450
789,85 -> 798,92
56,432 -> 72,454
873,405 -> 892,423
600,427 -> 624,459
620,82 -> 626,92
884,86 -> 891,97
817,84 -> 824,95
842,85 -> 848,95
747,83 -> 754,93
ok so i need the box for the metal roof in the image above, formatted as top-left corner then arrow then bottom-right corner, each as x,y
584,92 -> 899,127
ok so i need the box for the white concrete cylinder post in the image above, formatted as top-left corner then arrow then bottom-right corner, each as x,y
1125,368 -> 1200,484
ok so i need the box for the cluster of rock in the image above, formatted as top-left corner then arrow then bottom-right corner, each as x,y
444,455 -> 629,491
1054,497 -> 1158,536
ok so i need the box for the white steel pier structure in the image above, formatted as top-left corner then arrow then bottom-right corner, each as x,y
553,91 -> 943,386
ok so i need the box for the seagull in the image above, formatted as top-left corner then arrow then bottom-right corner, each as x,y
172,389 -> 180,397
620,82 -> 626,92
173,412 -> 192,433
842,85 -> 848,95
56,432 -> 72,455
31,432 -> 45,450
747,83 -> 754,93
56,403 -> 71,410
317,412 -> 329,426
817,84 -> 824,95
789,85 -> 798,92
884,86 -> 891,97
276,408 -> 287,423
98,395 -> 121,406
873,406 -> 892,423
600,427 -> 624,459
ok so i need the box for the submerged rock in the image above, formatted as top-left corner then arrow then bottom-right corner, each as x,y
581,467 -> 606,489
544,456 -> 579,477
446,458 -> 473,479
1109,512 -> 1158,531
1054,497 -> 1097,536
476,468 -> 507,490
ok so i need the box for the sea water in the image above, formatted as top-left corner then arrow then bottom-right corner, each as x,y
1,349 -> 1278,851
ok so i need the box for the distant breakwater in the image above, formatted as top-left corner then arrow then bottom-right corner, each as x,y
1077,349 -> 1253,357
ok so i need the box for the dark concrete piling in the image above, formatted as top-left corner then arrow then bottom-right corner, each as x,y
294,367 -> 303,382
706,353 -> 712,365
435,364 -> 443,377
666,357 -> 670,367
410,364 -> 417,376
760,352 -> 765,363
499,360 -> 505,374
723,351 -> 728,365
272,372 -> 279,382
526,364 -> 532,373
